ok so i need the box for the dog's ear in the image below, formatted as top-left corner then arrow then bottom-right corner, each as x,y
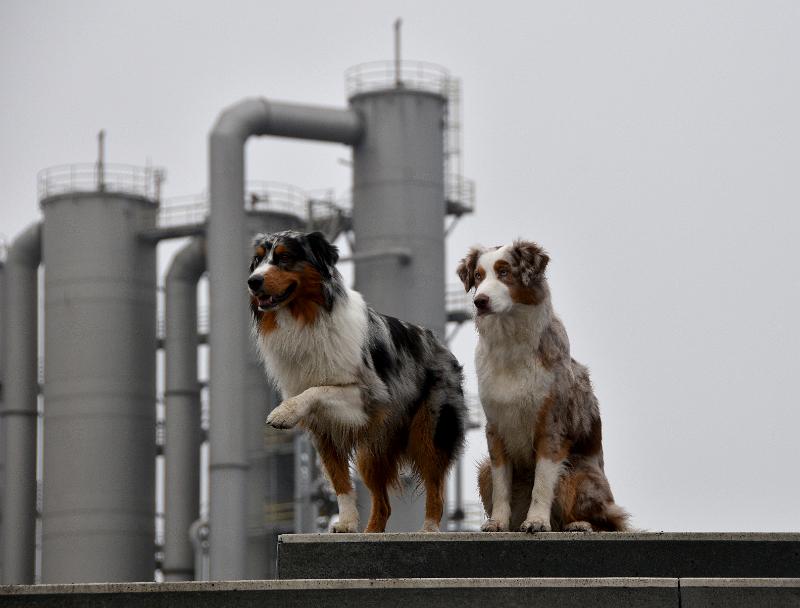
511,240 -> 549,287
456,247 -> 482,292
306,231 -> 339,272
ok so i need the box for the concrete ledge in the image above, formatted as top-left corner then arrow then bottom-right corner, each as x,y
0,578 -> 679,608
681,578 -> 800,608
4,578 -> 799,607
278,532 -> 800,579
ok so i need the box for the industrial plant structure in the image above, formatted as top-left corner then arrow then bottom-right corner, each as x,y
0,58 -> 476,585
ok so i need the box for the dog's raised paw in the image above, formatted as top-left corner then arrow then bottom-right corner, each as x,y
481,518 -> 508,532
520,519 -> 551,533
266,401 -> 303,429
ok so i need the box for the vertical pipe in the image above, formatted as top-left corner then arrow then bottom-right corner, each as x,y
0,222 -> 41,584
394,19 -> 402,87
208,108 -> 250,580
207,98 -> 360,580
0,257 -> 5,583
163,238 -> 206,581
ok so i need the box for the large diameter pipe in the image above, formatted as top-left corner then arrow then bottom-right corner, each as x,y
208,98 -> 361,580
163,238 -> 206,581
1,222 -> 42,584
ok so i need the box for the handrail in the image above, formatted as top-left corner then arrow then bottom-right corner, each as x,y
38,162 -> 163,201
345,59 -> 452,98
157,181 -> 349,231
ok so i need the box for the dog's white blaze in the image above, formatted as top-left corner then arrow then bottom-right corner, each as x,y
490,461 -> 512,528
525,458 -> 565,526
474,246 -> 514,314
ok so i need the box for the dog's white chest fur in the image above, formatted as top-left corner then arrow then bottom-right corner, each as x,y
256,289 -> 367,398
475,307 -> 555,463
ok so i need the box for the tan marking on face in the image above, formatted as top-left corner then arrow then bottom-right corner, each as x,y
255,245 -> 266,258
286,263 -> 327,325
504,256 -> 543,305
474,265 -> 486,287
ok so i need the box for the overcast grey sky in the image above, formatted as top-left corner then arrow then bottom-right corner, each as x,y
2,1 -> 799,532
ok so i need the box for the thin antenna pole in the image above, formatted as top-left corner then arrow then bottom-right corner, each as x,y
97,129 -> 105,191
394,18 -> 402,87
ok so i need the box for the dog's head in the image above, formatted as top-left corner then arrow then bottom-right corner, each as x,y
247,230 -> 340,317
456,240 -> 549,316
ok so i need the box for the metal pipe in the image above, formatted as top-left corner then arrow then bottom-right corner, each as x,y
208,98 -> 362,580
163,238 -> 206,581
0,257 -> 5,583
1,222 -> 41,584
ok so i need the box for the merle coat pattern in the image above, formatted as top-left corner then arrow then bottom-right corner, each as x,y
248,230 -> 466,533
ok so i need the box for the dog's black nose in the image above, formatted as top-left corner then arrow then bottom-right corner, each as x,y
474,294 -> 490,311
247,275 -> 263,291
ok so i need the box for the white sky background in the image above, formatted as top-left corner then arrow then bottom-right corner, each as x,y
2,1 -> 799,533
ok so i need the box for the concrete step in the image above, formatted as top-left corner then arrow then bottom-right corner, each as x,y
277,532 -> 800,579
3,578 -> 799,608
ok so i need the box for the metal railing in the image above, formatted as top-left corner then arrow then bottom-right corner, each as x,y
446,283 -> 472,317
156,182 -> 348,232
38,163 -> 163,201
445,174 -> 476,215
156,194 -> 209,230
345,60 -> 452,98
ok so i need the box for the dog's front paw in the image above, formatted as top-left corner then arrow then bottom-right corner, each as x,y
331,518 -> 359,533
520,518 -> 551,533
266,399 -> 303,429
481,518 -> 508,532
563,520 -> 593,533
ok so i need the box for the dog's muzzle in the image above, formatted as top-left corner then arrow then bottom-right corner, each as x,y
248,275 -> 297,311
474,294 -> 491,315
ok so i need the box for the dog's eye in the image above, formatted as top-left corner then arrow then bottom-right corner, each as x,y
498,268 -> 509,278
474,271 -> 482,281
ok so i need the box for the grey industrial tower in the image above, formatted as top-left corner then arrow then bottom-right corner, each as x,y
0,57 -> 474,584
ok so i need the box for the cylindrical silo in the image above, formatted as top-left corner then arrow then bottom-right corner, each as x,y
243,197 -> 304,579
40,169 -> 158,583
349,79 -> 447,341
348,65 -> 448,530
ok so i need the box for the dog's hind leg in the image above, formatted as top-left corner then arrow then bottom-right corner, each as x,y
315,434 -> 359,533
407,406 -> 448,532
356,449 -> 394,533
